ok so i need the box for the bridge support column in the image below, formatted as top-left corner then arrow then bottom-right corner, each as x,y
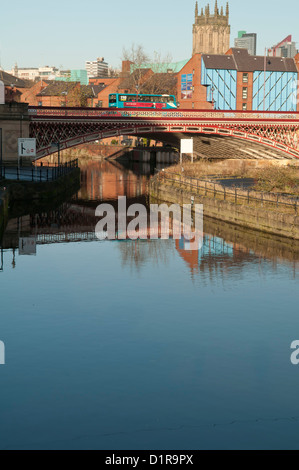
0,103 -> 30,165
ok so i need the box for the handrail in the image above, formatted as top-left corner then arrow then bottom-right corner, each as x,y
0,159 -> 79,182
151,171 -> 299,213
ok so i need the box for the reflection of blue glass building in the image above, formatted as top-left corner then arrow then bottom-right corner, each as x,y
200,48 -> 298,111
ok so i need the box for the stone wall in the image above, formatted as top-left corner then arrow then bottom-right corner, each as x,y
150,178 -> 299,240
0,103 -> 30,163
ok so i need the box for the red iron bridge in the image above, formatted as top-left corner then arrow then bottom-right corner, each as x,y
28,106 -> 299,160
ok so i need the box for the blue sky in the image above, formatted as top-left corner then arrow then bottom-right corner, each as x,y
0,0 -> 297,71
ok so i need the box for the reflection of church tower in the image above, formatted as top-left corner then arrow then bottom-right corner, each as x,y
192,1 -> 230,55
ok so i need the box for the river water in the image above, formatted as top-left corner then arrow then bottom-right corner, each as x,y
0,159 -> 299,450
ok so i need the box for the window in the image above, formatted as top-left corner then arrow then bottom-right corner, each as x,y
243,73 -> 249,83
96,101 -> 103,108
242,87 -> 248,100
242,103 -> 247,111
38,101 -> 42,106
109,94 -> 116,104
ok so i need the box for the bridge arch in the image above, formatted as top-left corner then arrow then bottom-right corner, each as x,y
28,107 -> 299,161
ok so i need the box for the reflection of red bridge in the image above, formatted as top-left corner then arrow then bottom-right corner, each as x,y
28,107 -> 299,160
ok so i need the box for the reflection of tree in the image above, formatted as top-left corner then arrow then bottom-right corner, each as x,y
116,238 -> 175,272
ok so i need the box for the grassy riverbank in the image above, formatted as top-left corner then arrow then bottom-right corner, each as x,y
167,160 -> 299,195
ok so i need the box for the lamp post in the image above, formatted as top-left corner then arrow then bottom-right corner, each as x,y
263,47 -> 267,112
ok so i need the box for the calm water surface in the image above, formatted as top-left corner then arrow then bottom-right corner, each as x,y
0,160 -> 299,450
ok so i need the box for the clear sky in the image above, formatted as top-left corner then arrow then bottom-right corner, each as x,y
0,0 -> 297,71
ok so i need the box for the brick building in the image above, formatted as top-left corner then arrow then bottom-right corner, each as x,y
20,80 -> 51,106
0,70 -> 32,103
176,54 -> 213,109
176,48 -> 299,111
35,82 -> 82,107
89,78 -> 121,107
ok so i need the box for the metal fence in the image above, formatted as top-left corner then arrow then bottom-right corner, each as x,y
152,171 -> 299,214
0,159 -> 78,182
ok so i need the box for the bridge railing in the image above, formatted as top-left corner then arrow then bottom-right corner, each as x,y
151,171 -> 299,214
28,106 -> 299,121
0,159 -> 78,183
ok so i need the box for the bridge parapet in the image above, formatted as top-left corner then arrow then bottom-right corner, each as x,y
28,106 -> 299,160
28,106 -> 299,122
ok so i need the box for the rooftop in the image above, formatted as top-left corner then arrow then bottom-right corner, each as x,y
202,48 -> 298,72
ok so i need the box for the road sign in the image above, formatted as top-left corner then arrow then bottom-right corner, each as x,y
180,138 -> 193,154
180,138 -> 194,164
18,138 -> 36,157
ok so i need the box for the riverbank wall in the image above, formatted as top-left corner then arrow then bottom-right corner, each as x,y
149,174 -> 299,240
128,149 -> 178,164
39,144 -> 125,164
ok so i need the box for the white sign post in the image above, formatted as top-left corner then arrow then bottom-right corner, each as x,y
18,138 -> 36,157
18,138 -> 36,170
180,138 -> 194,164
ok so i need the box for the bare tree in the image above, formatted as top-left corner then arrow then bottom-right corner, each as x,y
121,46 -> 176,96
151,51 -> 173,73
121,44 -> 150,94
108,66 -> 120,78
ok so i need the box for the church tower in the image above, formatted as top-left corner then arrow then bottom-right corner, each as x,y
192,1 -> 231,55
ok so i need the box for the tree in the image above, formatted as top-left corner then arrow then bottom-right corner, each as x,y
68,85 -> 94,107
108,66 -> 120,78
120,45 -> 176,96
141,51 -> 176,95
122,44 -> 150,95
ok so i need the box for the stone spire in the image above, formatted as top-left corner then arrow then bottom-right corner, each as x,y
226,2 -> 229,17
220,5 -> 223,15
195,1 -> 198,17
215,0 -> 218,15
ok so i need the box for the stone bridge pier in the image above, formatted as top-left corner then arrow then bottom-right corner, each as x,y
0,103 -> 30,164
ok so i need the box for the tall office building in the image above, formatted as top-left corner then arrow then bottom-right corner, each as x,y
192,1 -> 231,55
85,57 -> 108,78
268,35 -> 298,58
234,31 -> 257,56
